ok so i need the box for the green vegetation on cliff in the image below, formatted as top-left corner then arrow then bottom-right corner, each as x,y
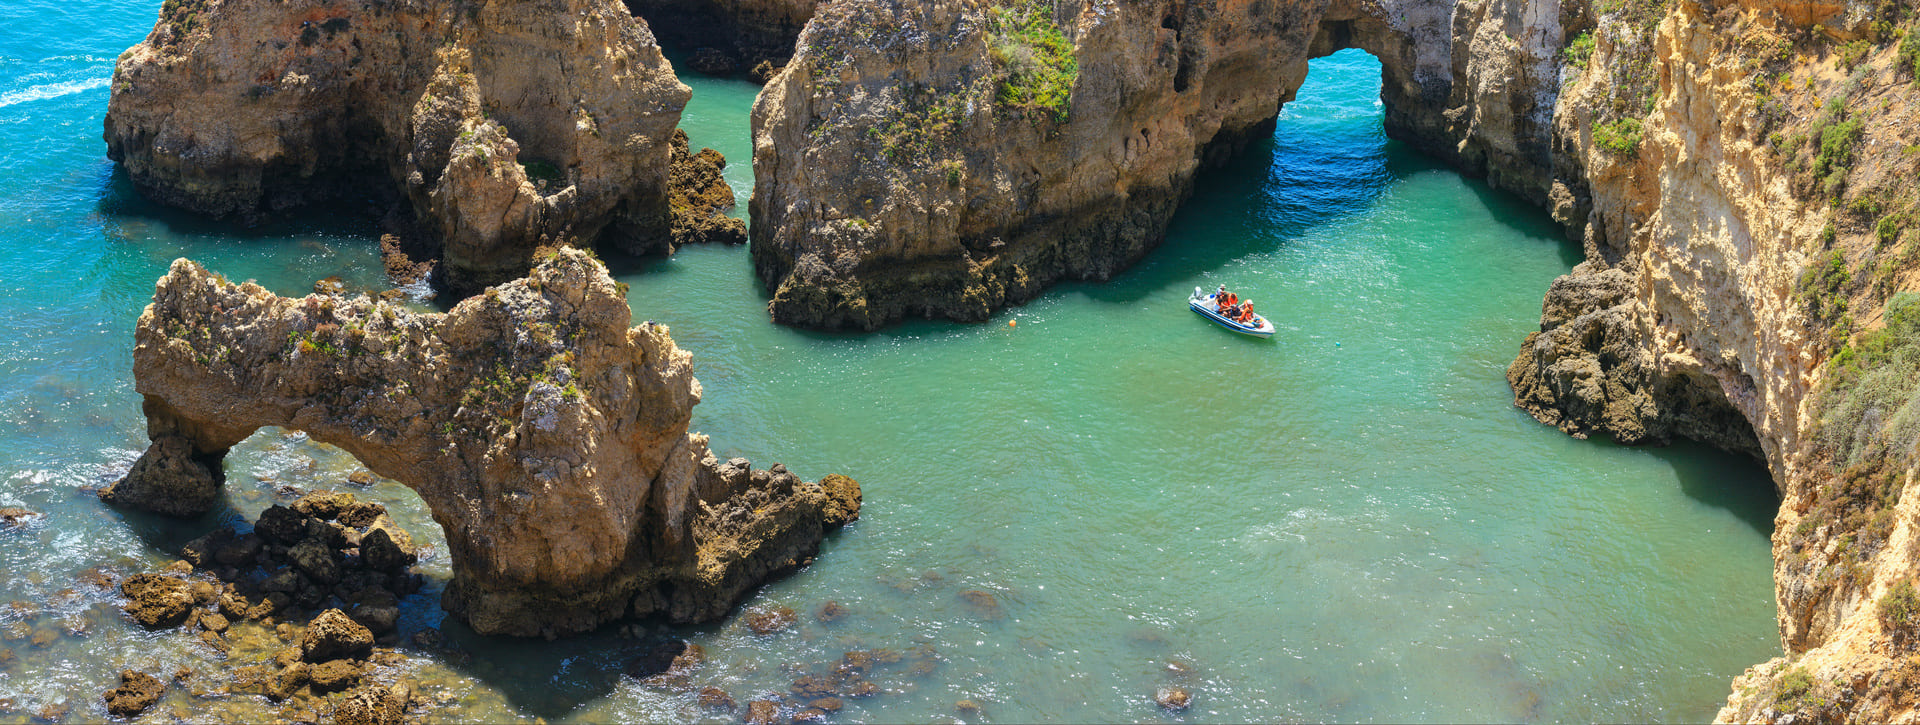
987,0 -> 1077,123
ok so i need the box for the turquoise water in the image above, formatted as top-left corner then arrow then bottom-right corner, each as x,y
0,6 -> 1782,722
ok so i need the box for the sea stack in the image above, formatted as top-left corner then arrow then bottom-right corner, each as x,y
103,0 -> 690,294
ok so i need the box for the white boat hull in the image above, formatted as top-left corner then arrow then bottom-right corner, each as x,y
1190,290 -> 1275,338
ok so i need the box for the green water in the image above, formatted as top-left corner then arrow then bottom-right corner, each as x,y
0,9 -> 1780,721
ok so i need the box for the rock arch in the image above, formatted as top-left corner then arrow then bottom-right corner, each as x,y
103,249 -> 859,637
747,0 -> 1568,330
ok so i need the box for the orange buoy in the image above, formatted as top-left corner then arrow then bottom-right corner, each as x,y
1008,319 -> 1017,328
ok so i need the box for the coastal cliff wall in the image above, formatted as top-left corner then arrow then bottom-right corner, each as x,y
747,0 -> 1569,330
1507,0 -> 1920,720
101,249 -> 860,637
104,0 -> 690,294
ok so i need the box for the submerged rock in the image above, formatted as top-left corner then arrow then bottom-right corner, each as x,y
103,0 -> 690,295
1154,686 -> 1192,711
107,249 -> 861,636
697,685 -> 736,711
746,605 -> 797,636
744,699 -> 781,725
332,684 -> 407,725
103,669 -> 165,718
0,508 -> 41,530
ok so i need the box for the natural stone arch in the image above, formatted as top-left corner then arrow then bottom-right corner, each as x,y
748,0 -> 1568,330
103,249 -> 859,637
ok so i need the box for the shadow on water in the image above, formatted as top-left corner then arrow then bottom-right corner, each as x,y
94,167 -> 387,243
1648,441 -> 1780,537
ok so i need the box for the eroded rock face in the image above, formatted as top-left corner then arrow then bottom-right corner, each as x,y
1499,1 -> 1920,722
749,0 -> 1566,329
102,248 -> 860,636
104,0 -> 690,294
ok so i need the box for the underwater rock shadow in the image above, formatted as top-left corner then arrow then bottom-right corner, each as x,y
93,166 -> 389,244
1646,440 -> 1779,538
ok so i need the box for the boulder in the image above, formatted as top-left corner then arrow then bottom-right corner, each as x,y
292,490 -> 356,521
120,574 -> 194,629
300,609 -> 374,663
103,670 -> 165,717
288,538 -> 341,585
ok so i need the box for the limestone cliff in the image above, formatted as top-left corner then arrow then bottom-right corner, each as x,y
1498,0 -> 1920,721
104,0 -> 690,294
101,248 -> 860,637
748,0 -> 1572,329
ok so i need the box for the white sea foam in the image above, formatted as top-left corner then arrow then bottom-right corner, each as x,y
0,76 -> 109,108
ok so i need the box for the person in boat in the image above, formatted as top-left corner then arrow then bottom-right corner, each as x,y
1216,288 -> 1238,314
1238,301 -> 1256,324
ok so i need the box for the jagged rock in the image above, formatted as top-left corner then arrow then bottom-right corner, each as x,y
121,573 -> 195,629
300,609 -> 373,663
358,528 -> 414,574
100,435 -> 221,516
332,684 -> 406,725
288,538 -> 341,585
104,670 -> 165,717
668,130 -> 747,247
109,249 -> 860,636
958,589 -> 1003,620
215,533 -> 263,566
338,502 -> 386,529
253,506 -> 310,545
292,490 -> 355,521
816,601 -> 848,623
0,508 -> 42,531
199,611 -> 229,634
104,0 -> 693,295
1505,264 -> 1761,457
